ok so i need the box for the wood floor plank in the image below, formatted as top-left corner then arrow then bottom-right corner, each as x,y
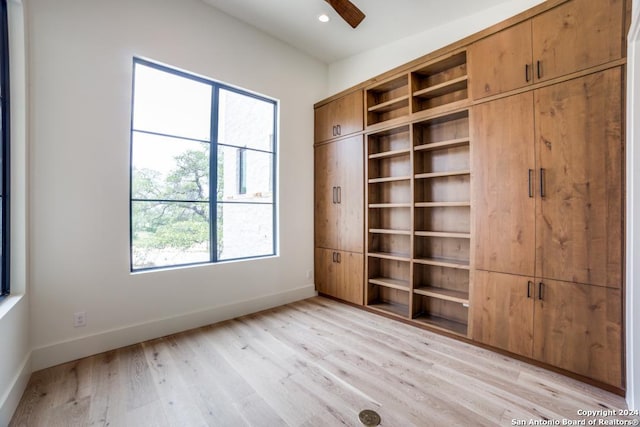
10,296 -> 633,427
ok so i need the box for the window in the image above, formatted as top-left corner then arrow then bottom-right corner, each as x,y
0,0 -> 9,297
130,59 -> 277,271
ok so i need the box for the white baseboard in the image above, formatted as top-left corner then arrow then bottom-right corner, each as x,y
0,350 -> 32,426
32,285 -> 317,371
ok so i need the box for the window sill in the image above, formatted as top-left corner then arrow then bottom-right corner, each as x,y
0,294 -> 24,321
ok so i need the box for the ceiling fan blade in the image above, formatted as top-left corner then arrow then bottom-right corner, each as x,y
325,0 -> 365,28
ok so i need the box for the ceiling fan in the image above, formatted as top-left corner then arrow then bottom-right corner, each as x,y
324,0 -> 365,28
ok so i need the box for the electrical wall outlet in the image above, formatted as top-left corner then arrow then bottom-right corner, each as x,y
306,270 -> 312,280
73,311 -> 87,327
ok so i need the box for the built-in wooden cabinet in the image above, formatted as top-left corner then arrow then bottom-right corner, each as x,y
469,0 -> 624,99
472,69 -> 624,388
472,92 -> 536,277
535,69 -> 623,288
469,21 -> 533,100
315,0 -> 627,392
531,0 -> 624,83
533,278 -> 622,387
315,248 -> 364,306
473,69 -> 623,288
315,93 -> 364,305
472,270 -> 622,387
472,271 -> 535,357
315,91 -> 363,143
314,135 -> 364,254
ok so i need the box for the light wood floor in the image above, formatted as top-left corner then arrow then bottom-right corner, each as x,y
10,297 -> 637,426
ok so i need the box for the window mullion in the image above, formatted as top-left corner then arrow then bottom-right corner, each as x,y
210,85 -> 220,263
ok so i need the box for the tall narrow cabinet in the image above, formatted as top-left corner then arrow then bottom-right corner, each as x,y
314,92 -> 365,305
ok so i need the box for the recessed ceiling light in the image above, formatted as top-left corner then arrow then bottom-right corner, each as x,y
318,14 -> 330,23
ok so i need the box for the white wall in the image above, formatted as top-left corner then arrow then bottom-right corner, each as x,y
327,0 -> 545,94
0,0 -> 30,424
627,0 -> 640,411
27,0 -> 326,370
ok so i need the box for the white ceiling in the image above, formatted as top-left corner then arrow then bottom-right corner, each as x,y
201,0 -> 511,63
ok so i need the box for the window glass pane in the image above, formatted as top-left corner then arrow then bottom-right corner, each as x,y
132,132 -> 210,202
133,63 -> 212,141
218,89 -> 275,152
217,146 -> 273,203
132,201 -> 210,269
218,203 -> 273,260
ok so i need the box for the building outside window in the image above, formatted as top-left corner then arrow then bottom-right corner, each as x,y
130,59 -> 277,271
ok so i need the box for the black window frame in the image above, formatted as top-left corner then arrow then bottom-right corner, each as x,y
129,58 -> 278,272
0,0 -> 10,298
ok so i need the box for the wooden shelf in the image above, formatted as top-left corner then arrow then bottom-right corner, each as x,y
368,148 -> 411,159
367,95 -> 410,113
368,176 -> 411,184
415,170 -> 470,180
368,301 -> 409,318
414,137 -> 469,152
415,201 -> 470,208
414,231 -> 470,239
369,277 -> 410,291
369,203 -> 412,208
413,76 -> 468,99
413,257 -> 470,270
368,252 -> 411,262
369,228 -> 411,235
413,313 -> 468,336
414,286 -> 469,304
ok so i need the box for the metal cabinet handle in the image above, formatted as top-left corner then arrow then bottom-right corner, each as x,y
539,168 -> 545,198
337,124 -> 341,135
337,252 -> 341,263
538,282 -> 544,300
537,60 -> 542,79
527,281 -> 533,298
332,126 -> 336,137
525,64 -> 530,83
337,186 -> 342,204
528,169 -> 534,198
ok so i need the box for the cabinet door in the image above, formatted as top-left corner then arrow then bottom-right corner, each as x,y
469,21 -> 533,100
535,69 -> 623,288
533,278 -> 622,387
337,135 -> 364,253
315,248 -> 337,297
472,92 -> 535,276
532,0 -> 623,82
314,142 -> 339,249
335,251 -> 364,305
472,270 -> 534,358
314,91 -> 364,143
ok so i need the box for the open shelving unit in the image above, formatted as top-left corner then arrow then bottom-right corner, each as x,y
365,125 -> 413,319
366,75 -> 410,127
364,110 -> 472,334
412,109 -> 471,335
411,51 -> 469,115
